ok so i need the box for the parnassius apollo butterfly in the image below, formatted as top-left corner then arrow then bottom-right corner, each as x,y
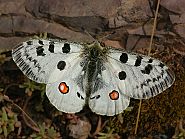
12,38 -> 175,116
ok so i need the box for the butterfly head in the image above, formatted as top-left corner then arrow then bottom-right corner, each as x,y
89,44 -> 101,59
84,41 -> 108,61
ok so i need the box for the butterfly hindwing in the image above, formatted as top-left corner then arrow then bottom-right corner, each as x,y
46,56 -> 86,113
88,62 -> 130,116
12,39 -> 82,83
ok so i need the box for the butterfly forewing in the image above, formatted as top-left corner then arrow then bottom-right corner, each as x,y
12,39 -> 82,83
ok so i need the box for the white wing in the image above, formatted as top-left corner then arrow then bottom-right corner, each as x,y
89,48 -> 175,116
46,56 -> 86,113
12,39 -> 86,113
12,39 -> 83,83
88,62 -> 130,116
106,49 -> 175,99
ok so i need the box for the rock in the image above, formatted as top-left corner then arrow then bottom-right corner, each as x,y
67,116 -> 91,139
161,0 -> 185,14
108,0 -> 153,28
0,37 -> 29,51
0,16 -> 13,34
0,0 -> 184,51
25,0 -> 121,17
161,0 -> 185,38
0,0 -> 27,15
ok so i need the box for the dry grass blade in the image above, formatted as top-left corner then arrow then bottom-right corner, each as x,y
2,93 -> 40,132
134,0 -> 161,134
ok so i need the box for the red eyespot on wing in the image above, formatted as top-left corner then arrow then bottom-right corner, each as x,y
109,90 -> 119,100
58,82 -> 69,94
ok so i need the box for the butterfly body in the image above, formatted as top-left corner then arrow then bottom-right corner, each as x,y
12,39 -> 175,116
72,42 -> 109,104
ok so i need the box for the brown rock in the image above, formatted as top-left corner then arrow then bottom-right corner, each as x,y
170,14 -> 185,24
126,35 -> 152,52
0,37 -> 29,51
174,24 -> 185,38
161,0 -> 185,14
67,116 -> 91,139
25,0 -> 121,17
0,0 -> 27,15
108,0 -> 152,28
0,0 -> 184,51
0,16 -> 13,34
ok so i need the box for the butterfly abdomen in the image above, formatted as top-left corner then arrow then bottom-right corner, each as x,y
83,44 -> 106,100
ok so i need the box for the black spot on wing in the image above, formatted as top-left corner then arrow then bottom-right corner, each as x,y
120,53 -> 128,63
77,92 -> 84,100
36,46 -> 46,56
38,40 -> 44,45
48,44 -> 54,53
146,79 -> 152,84
141,64 -> 153,74
90,95 -> 100,99
148,58 -> 153,63
32,59 -> 37,65
146,91 -> 150,97
157,76 -> 161,80
28,57 -> 32,61
153,78 -> 158,82
141,82 -> 147,88
27,41 -> 33,45
159,62 -> 165,68
134,56 -> 143,66
62,43 -> 71,53
118,71 -> 127,80
57,61 -> 66,70
142,93 -> 146,98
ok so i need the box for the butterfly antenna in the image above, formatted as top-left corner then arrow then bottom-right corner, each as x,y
82,27 -> 116,44
81,27 -> 97,43
98,31 -> 116,42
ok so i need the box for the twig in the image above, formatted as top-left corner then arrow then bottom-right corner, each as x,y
90,116 -> 109,138
22,96 -> 40,132
134,100 -> 142,134
2,93 -> 40,132
90,116 -> 102,137
148,0 -> 161,56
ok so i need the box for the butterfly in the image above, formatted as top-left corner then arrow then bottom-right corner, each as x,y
12,38 -> 175,116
